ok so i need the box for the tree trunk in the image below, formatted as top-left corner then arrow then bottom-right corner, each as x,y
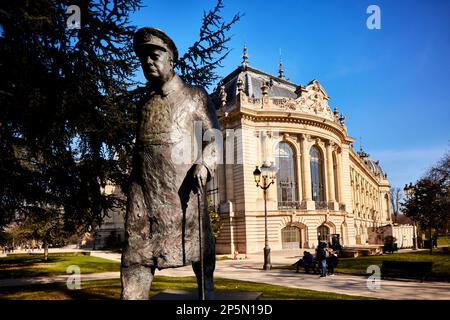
43,241 -> 49,261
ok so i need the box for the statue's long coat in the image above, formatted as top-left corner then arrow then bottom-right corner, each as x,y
122,74 -> 219,270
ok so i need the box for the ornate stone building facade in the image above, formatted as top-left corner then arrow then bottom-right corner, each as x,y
211,49 -> 392,254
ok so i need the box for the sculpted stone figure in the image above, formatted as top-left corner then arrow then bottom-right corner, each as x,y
121,27 -> 219,300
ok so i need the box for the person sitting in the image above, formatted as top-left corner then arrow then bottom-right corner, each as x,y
302,251 -> 318,274
293,251 -> 318,274
292,256 -> 304,272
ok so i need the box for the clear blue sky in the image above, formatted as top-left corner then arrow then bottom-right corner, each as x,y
132,0 -> 450,190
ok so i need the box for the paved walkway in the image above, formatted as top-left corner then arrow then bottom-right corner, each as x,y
1,249 -> 449,300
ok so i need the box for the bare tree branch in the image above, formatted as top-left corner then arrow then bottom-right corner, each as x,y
390,187 -> 402,223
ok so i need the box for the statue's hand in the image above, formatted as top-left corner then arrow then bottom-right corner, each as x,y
192,164 -> 208,195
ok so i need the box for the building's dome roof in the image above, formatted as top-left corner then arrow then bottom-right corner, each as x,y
212,48 -> 348,132
213,65 -> 298,106
357,147 -> 386,179
365,159 -> 385,178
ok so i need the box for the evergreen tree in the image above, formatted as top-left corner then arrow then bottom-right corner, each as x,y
0,0 -> 142,233
402,152 -> 450,254
0,1 -> 240,236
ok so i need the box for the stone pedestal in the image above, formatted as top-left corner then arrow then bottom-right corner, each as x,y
328,201 -> 340,211
303,200 -> 315,211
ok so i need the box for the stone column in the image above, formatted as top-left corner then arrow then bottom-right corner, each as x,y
261,131 -> 268,164
326,141 -> 336,203
337,149 -> 345,206
334,146 -> 341,203
296,153 -> 302,202
224,130 -> 235,203
301,134 -> 311,201
300,134 -> 314,210
265,131 -> 277,203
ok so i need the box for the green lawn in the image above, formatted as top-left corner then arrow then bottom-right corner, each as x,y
280,248 -> 450,281
0,276 -> 375,300
336,249 -> 450,280
437,236 -> 450,246
0,253 -> 120,279
0,254 -> 376,299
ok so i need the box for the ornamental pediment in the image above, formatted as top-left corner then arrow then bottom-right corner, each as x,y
277,80 -> 335,121
239,78 -> 346,127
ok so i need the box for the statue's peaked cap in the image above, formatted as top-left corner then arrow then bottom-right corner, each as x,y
133,27 -> 178,61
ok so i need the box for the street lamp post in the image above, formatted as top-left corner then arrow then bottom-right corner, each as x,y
253,162 -> 276,271
404,183 -> 418,250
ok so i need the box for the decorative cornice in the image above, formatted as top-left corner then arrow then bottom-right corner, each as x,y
237,111 -> 348,142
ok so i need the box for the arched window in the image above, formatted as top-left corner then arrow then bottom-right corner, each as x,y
317,224 -> 330,243
275,142 -> 296,203
310,146 -> 325,202
281,226 -> 300,249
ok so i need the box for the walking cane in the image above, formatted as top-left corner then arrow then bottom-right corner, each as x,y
197,179 -> 205,300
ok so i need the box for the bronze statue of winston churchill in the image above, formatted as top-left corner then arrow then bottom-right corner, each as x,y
121,27 -> 219,300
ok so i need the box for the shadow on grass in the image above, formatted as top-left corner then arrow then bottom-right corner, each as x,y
0,280 -> 121,300
0,256 -> 61,279
0,254 -> 120,279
